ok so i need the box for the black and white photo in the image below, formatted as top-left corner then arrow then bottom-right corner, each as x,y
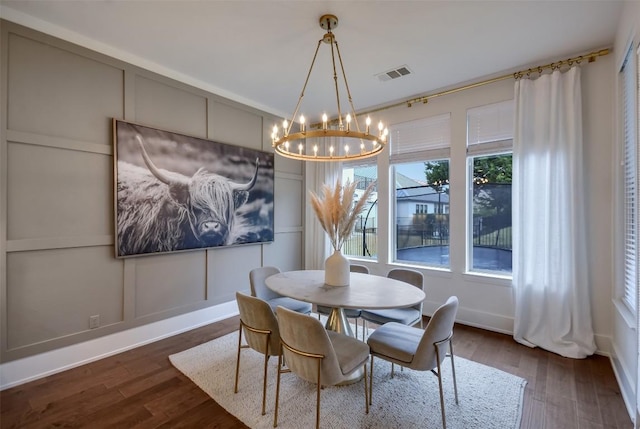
113,119 -> 274,258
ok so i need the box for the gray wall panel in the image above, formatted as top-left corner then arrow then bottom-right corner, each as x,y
274,176 -> 303,229
134,251 -> 207,318
7,142 -> 112,240
134,75 -> 208,138
210,101 -> 262,148
264,232 -> 303,272
207,244 -> 261,304
1,20 -> 304,362
6,246 -> 124,350
7,33 -> 123,144
273,149 -> 303,176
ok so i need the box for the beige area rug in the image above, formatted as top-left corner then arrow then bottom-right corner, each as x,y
170,327 -> 527,429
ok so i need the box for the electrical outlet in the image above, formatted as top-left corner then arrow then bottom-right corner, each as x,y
89,315 -> 100,329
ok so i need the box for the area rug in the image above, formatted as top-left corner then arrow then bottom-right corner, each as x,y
169,328 -> 527,429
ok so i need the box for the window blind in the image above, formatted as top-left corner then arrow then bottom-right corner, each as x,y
389,113 -> 451,163
621,44 -> 637,312
467,99 -> 514,155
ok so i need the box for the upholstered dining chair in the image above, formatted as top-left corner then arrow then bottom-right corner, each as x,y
249,266 -> 312,314
234,291 -> 282,416
367,296 -> 459,429
274,306 -> 370,429
360,268 -> 425,333
316,263 -> 369,339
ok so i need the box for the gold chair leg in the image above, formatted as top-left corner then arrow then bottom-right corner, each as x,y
449,341 -> 459,404
234,324 -> 243,393
273,354 -> 282,428
369,355 -> 374,405
315,359 -> 322,429
435,347 -> 447,429
261,352 -> 269,415
363,362 -> 369,414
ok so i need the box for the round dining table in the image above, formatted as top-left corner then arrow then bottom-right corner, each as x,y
265,269 -> 425,337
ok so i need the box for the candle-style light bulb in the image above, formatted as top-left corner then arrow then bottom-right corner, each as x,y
360,142 -> 365,152
322,113 -> 328,130
313,144 -> 318,156
383,127 -> 389,140
346,114 -> 351,132
365,116 -> 371,134
298,143 -> 303,154
283,120 -> 289,136
285,141 -> 290,151
329,146 -> 334,157
300,115 -> 305,132
344,145 -> 349,156
378,121 -> 384,134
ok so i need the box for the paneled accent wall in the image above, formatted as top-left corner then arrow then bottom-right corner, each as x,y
0,20 -> 304,362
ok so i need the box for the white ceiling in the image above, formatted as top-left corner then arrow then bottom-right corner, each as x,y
0,1 -> 624,120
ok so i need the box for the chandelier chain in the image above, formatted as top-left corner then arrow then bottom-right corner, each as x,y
330,35 -> 344,129
335,39 -> 362,134
286,39 -> 324,136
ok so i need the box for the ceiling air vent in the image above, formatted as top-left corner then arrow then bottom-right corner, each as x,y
376,65 -> 412,82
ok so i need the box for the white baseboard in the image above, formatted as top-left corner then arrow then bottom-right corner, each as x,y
453,305 -> 514,335
425,301 -> 613,357
0,301 -> 239,391
610,345 -> 637,425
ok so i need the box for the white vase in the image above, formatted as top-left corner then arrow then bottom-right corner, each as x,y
325,249 -> 350,286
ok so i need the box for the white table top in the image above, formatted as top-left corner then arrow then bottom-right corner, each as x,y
265,270 -> 425,310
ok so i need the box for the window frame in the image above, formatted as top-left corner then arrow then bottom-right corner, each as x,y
618,42 -> 638,314
388,113 -> 452,270
465,100 -> 514,277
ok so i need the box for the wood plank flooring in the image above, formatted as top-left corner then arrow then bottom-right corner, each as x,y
0,316 -> 632,428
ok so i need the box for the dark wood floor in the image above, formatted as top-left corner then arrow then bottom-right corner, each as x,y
0,316 -> 632,429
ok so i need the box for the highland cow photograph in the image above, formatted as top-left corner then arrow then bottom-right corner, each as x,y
113,119 -> 274,258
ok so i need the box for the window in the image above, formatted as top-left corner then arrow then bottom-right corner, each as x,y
341,162 -> 378,259
620,44 -> 637,312
466,100 -> 514,274
390,113 -> 451,268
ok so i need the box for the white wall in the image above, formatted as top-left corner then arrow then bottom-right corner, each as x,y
306,53 -> 616,354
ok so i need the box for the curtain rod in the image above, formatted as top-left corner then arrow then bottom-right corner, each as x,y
364,48 -> 610,114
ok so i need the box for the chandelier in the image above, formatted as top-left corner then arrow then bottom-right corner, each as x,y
271,14 -> 388,162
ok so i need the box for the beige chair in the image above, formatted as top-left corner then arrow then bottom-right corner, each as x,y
316,263 -> 369,339
360,268 -> 425,331
234,291 -> 282,416
249,266 -> 312,314
367,296 -> 459,429
274,306 -> 370,429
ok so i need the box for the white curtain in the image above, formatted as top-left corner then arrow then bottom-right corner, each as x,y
304,160 -> 342,270
512,66 -> 596,358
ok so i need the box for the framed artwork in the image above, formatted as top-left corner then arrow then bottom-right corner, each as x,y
113,119 -> 274,258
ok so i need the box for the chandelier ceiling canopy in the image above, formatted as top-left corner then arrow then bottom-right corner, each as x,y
271,14 -> 388,162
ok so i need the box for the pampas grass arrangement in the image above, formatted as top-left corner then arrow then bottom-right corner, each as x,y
309,179 -> 375,252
